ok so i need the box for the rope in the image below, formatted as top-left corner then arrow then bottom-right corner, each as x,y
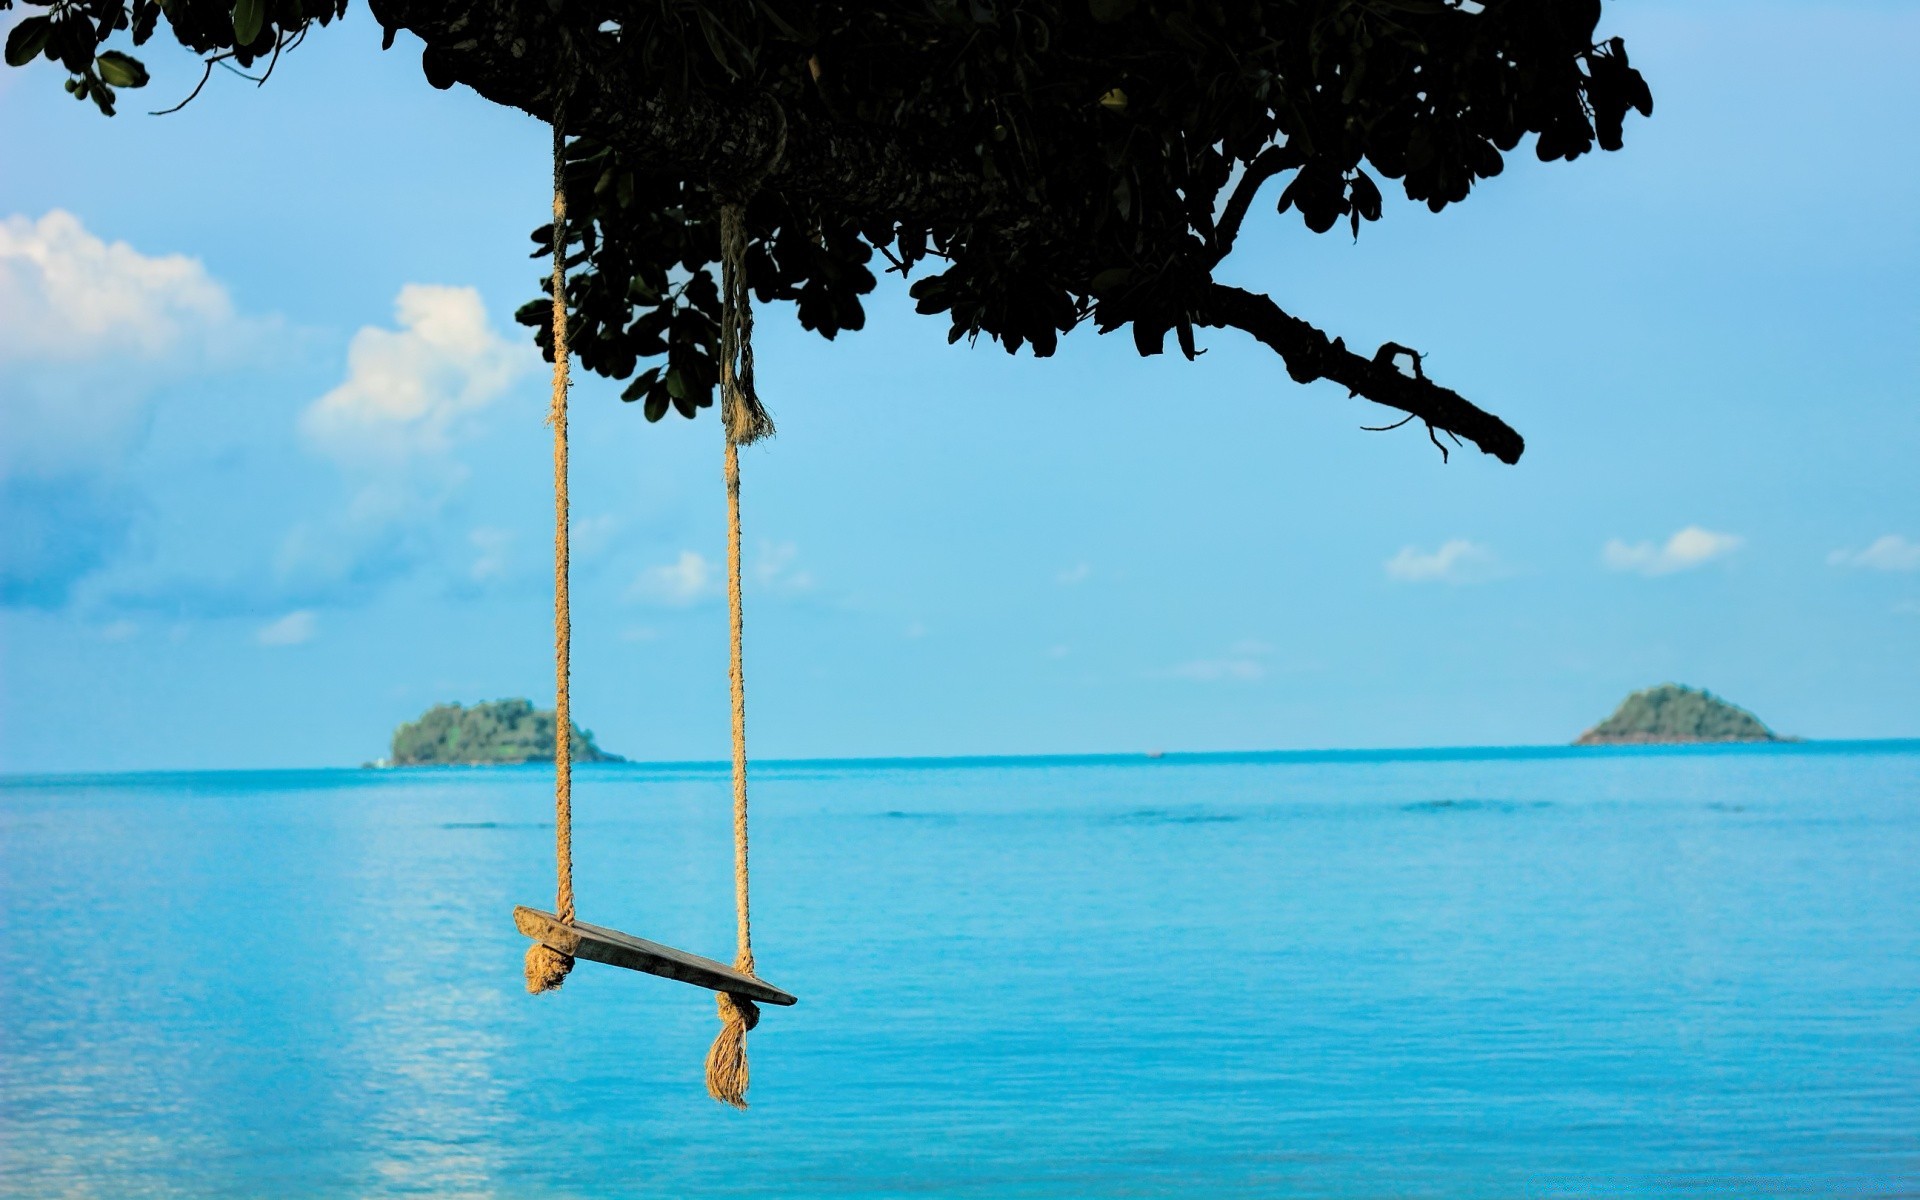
527,109 -> 575,995
704,103 -> 787,1107
717,204 -> 775,447
518,98 -> 785,1091
704,194 -> 775,1107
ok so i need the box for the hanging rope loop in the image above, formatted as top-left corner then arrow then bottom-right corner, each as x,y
527,100 -> 576,996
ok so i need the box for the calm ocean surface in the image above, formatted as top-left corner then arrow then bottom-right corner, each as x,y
2,743 -> 1917,1198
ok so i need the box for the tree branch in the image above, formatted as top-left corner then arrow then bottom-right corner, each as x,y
1210,146 -> 1293,263
367,1 -> 1526,465
1200,284 -> 1525,464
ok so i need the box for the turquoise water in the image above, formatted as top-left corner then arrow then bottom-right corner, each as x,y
3,743 -> 1917,1198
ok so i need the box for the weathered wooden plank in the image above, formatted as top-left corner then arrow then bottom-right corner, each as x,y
513,906 -> 797,1006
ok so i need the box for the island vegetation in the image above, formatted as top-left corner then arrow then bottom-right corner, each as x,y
1576,684 -> 1785,746
386,699 -> 623,766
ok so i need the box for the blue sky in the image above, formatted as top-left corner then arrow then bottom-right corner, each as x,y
1,3 -> 1915,772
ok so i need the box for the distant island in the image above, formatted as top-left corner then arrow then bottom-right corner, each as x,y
1576,684 -> 1787,746
381,699 -> 624,766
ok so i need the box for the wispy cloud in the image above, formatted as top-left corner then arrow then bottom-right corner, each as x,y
1056,561 -> 1092,585
1165,639 -> 1272,682
1828,535 -> 1920,572
573,513 -> 623,561
276,284 -> 531,602
256,610 -> 317,647
1170,658 -> 1264,682
753,540 -> 815,593
1384,539 -> 1500,584
467,527 -> 514,584
629,551 -> 717,606
1603,526 -> 1742,576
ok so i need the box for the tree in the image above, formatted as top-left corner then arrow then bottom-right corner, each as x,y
4,0 -> 1651,464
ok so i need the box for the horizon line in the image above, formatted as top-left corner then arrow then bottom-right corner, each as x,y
6,736 -> 1918,783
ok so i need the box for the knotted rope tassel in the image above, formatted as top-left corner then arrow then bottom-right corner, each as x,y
527,110 -> 576,996
716,203 -> 775,448
705,200 -> 771,1107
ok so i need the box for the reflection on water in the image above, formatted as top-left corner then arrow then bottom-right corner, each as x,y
2,743 -> 1918,1198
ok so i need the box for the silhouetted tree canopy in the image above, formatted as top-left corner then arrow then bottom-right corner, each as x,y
5,0 -> 1653,463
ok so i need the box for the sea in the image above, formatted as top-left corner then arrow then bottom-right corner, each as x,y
2,742 -> 1917,1198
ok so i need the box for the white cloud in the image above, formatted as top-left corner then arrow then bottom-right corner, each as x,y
1603,526 -> 1743,576
299,284 -> 523,465
904,620 -> 927,639
619,625 -> 659,642
1385,539 -> 1500,584
0,210 -> 232,364
274,284 -> 529,600
1,210 -> 238,483
1828,535 -> 1920,572
1047,644 -> 1071,659
629,551 -> 716,605
99,619 -> 138,642
256,610 -> 317,646
1056,561 -> 1092,585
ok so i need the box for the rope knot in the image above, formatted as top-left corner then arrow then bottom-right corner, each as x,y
524,942 -> 574,994
705,989 -> 762,1108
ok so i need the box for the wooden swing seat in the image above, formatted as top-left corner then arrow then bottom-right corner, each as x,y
513,906 -> 797,1006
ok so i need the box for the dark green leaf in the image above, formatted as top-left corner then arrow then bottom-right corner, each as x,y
233,0 -> 265,47
4,16 -> 52,68
95,51 -> 149,89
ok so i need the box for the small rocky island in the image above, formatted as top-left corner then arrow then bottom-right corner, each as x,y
1576,684 -> 1786,746
383,699 -> 624,766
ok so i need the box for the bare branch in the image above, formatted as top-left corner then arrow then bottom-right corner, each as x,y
1200,284 -> 1525,463
1360,413 -> 1417,432
150,58 -> 216,116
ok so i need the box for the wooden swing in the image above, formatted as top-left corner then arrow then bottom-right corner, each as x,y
514,109 -> 795,1109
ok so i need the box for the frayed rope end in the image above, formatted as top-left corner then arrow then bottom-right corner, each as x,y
704,991 -> 761,1108
524,942 -> 574,994
723,389 -> 776,448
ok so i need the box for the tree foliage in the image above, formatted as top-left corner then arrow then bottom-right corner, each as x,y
4,0 -> 1652,462
389,699 -> 622,766
1576,685 -> 1781,746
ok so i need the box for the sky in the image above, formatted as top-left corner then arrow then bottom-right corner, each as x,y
1,3 -> 1915,773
